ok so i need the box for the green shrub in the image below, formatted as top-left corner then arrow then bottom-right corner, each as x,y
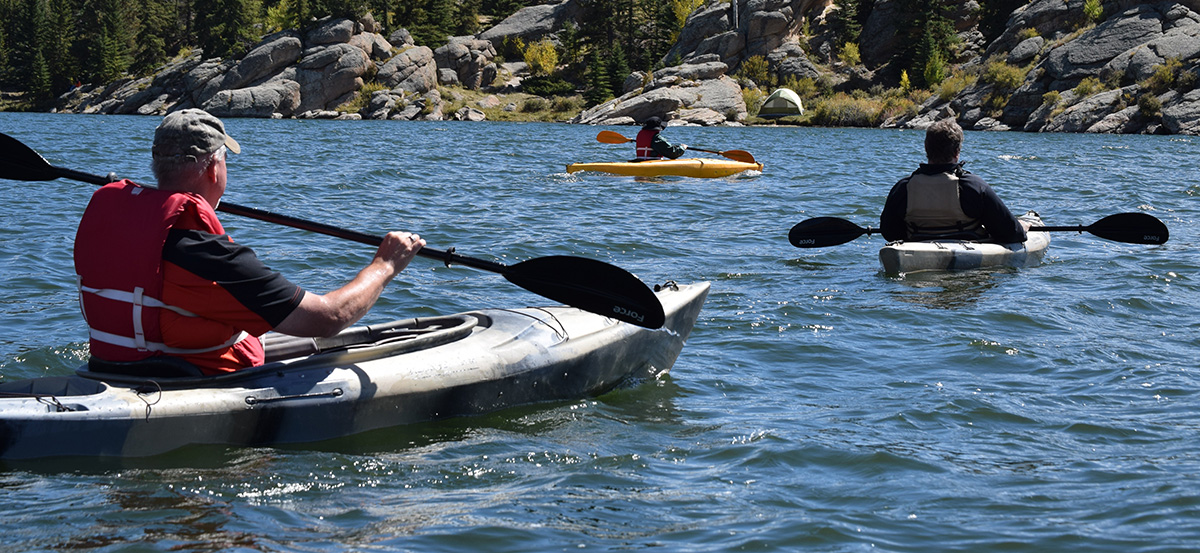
1137,93 -> 1162,117
1141,57 -> 1183,94
784,76 -> 819,99
523,38 -> 559,77
1103,69 -> 1125,88
840,42 -> 861,66
671,0 -> 706,30
336,82 -> 387,114
1017,28 -> 1040,41
1074,76 -> 1104,97
1041,90 -> 1062,106
743,87 -> 767,116
551,95 -> 583,113
738,55 -> 772,87
1084,0 -> 1103,23
1179,68 -> 1198,91
808,93 -> 885,127
521,97 -> 550,112
879,95 -> 918,122
521,75 -> 574,96
923,50 -> 947,87
936,71 -> 977,102
983,58 -> 1027,90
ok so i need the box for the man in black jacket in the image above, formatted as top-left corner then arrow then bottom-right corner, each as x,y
880,118 -> 1028,243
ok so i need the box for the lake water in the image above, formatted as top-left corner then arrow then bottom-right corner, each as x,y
0,112 -> 1197,552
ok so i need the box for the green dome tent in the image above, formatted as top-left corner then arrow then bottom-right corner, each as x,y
758,88 -> 804,118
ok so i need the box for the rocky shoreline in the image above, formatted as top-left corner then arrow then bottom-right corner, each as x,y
54,0 -> 1200,135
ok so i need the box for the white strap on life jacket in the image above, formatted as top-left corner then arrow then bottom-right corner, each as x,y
78,278 -> 251,354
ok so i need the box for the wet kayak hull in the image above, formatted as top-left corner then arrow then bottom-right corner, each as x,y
566,158 -> 762,178
0,282 -> 710,460
878,212 -> 1050,274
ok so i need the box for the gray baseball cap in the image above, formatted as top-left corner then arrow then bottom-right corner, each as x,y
152,108 -> 241,159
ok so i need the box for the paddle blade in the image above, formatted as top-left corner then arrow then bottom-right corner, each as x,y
596,130 -> 632,144
789,217 -> 870,248
720,150 -> 757,164
0,132 -> 59,181
504,255 -> 665,329
1088,212 -> 1169,244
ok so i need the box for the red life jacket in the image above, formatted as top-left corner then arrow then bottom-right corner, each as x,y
74,180 -> 251,363
635,129 -> 662,160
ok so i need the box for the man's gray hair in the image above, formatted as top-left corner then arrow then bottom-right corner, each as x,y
151,146 -> 225,189
924,118 -> 963,164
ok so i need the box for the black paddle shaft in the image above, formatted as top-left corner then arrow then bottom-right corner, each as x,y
788,212 -> 1169,248
0,132 -> 667,328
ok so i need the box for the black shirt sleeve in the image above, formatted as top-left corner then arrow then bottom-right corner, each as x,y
163,228 -> 305,327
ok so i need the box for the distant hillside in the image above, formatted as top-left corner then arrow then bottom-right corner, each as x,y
9,0 -> 1200,134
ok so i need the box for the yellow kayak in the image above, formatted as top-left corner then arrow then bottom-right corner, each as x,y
566,158 -> 763,178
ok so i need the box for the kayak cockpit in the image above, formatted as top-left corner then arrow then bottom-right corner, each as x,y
71,314 -> 479,389
0,376 -> 108,401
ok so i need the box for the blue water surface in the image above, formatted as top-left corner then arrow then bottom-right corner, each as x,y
0,112 -> 1197,552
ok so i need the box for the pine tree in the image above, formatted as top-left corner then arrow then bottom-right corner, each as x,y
640,0 -> 675,70
288,0 -> 310,31
44,0 -> 78,93
0,22 -> 9,87
133,0 -> 176,75
195,0 -> 254,59
585,49 -> 611,106
28,0 -> 52,99
899,0 -> 956,88
606,40 -> 629,95
830,0 -> 861,47
558,21 -> 581,66
75,0 -> 137,83
454,0 -> 481,36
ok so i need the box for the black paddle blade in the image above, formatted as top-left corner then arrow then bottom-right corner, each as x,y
0,132 -> 60,181
788,217 -> 870,248
504,255 -> 665,329
1088,212 -> 1169,244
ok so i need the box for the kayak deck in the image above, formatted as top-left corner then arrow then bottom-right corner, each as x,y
878,212 -> 1050,274
0,282 -> 709,460
566,158 -> 763,178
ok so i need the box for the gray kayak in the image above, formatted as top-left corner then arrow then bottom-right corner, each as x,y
878,212 -> 1050,274
0,282 -> 709,460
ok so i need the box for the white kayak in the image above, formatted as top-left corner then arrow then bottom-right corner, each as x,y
0,282 -> 709,460
878,212 -> 1050,274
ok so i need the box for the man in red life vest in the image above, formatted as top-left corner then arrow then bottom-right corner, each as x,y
634,116 -> 687,160
74,109 -> 426,376
879,118 -> 1029,243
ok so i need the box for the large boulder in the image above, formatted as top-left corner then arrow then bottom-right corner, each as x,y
1042,4 -> 1168,86
571,74 -> 746,126
377,45 -> 437,94
284,43 -> 373,113
433,36 -> 498,89
1041,86 -> 1135,132
768,41 -> 821,82
1101,4 -> 1200,82
202,79 -> 302,117
307,17 -> 355,45
1163,88 -> 1200,133
350,32 -> 394,61
195,33 -> 303,105
478,0 -> 586,55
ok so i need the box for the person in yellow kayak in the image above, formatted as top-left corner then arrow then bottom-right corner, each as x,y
74,108 -> 426,376
879,118 -> 1029,243
635,116 -> 687,160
